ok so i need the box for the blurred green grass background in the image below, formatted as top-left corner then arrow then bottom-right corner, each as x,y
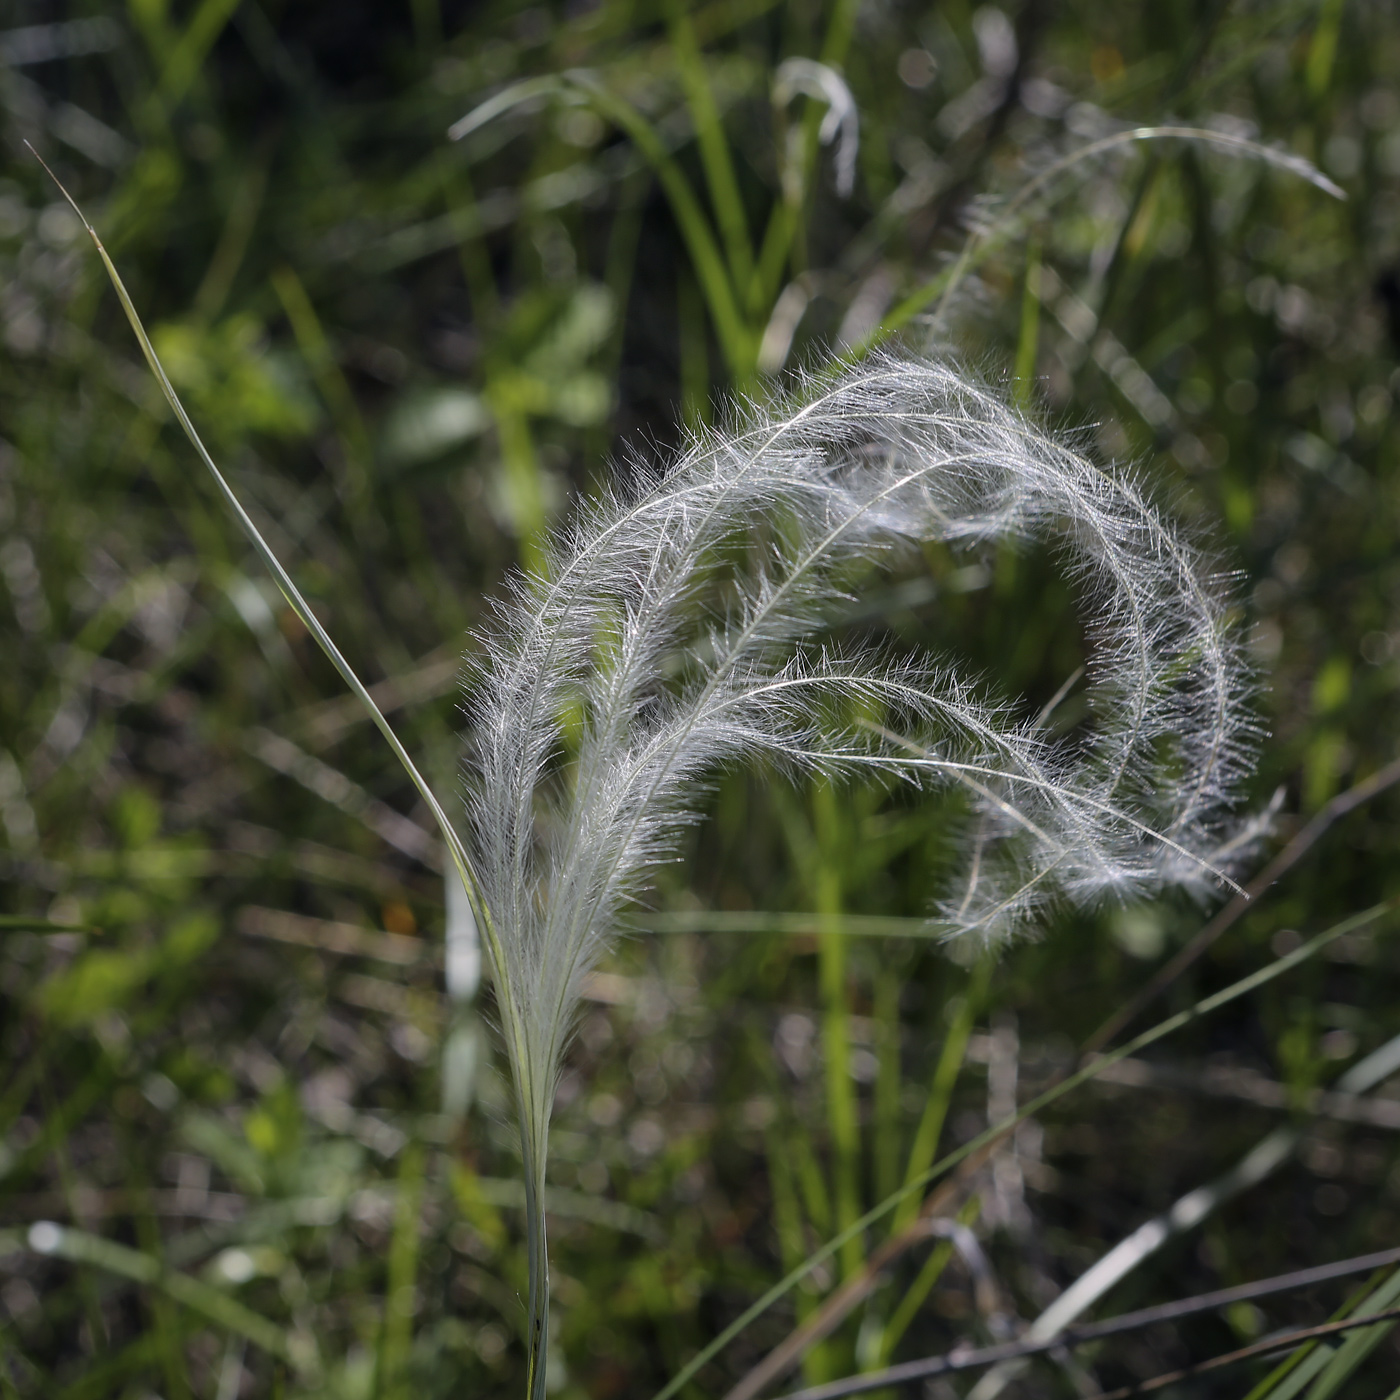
2,1 -> 1400,1397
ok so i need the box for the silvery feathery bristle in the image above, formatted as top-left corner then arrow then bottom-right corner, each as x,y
463,355 -> 1254,1155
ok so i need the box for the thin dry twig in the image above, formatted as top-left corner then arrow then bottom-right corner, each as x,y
288,644 -> 463,748
1084,754 -> 1400,1057
771,1254 -> 1400,1400
1091,1053 -> 1400,1130
1084,1303 -> 1400,1399
720,1195 -> 994,1400
237,906 -> 428,965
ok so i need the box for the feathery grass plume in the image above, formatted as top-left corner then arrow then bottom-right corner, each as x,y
466,354 -> 1255,1393
33,166 -> 1251,1390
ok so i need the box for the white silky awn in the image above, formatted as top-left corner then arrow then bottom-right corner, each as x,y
464,354 -> 1257,1131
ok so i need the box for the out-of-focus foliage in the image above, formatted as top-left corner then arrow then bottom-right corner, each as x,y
0,1 -> 1398,1398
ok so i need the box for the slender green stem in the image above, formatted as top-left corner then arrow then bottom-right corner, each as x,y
41,149 -> 564,1395
377,1142 -> 425,1400
518,1087 -> 557,1400
270,263 -> 377,533
891,956 -> 990,1234
750,0 -> 860,316
666,0 -> 755,293
871,970 -> 902,1209
558,72 -> 756,384
813,784 -> 861,1282
677,262 -> 712,431
1012,237 -> 1041,408
488,395 -> 550,575
448,68 -> 764,382
878,1197 -> 981,1363
765,1115 -> 819,1320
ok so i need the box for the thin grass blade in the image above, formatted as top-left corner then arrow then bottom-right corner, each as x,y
648,897 -> 1397,1400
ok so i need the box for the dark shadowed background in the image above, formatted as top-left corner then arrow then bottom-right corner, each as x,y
1,1 -> 1399,1397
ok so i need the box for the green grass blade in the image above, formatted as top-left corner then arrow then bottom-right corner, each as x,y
23,1221 -> 316,1378
269,263 -> 376,529
1305,0 -> 1346,98
891,956 -> 990,1234
1246,1345 -> 1337,1400
665,0 -> 755,292
155,0 -> 241,111
877,1197 -> 981,1364
559,72 -> 754,383
487,393 -> 550,575
32,148 -> 514,1039
851,126 -> 1343,365
0,916 -> 89,932
647,897 -> 1398,1400
677,263 -> 712,431
748,0 -> 860,316
817,0 -> 861,66
751,200 -> 799,322
1303,1267 -> 1400,1399
31,162 -> 559,1384
375,1141 -> 425,1400
54,1331 -> 187,1400
765,1115 -> 820,1322
450,71 -> 752,381
68,191 -> 461,867
2,1062 -> 116,1189
1243,1264 -> 1400,1400
872,969 -> 902,1209
811,785 -> 860,1281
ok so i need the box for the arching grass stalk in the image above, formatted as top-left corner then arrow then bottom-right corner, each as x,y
462,357 -> 1259,1395
855,124 -> 1345,359
31,148 -> 544,1397
453,63 -> 1340,390
49,148 -> 1257,1397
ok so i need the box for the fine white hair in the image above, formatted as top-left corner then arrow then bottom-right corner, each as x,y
464,355 -> 1255,1152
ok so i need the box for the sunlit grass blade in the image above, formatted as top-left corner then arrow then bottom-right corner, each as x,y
33,155 -> 476,879
28,144 -> 512,1048
451,72 -> 754,381
665,0 -> 755,292
891,956 -> 990,1234
446,76 -> 563,142
33,145 -> 557,1395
